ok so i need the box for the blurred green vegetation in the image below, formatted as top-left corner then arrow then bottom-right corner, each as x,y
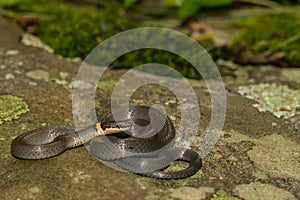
0,0 -> 135,58
0,0 -> 207,79
0,0 -> 299,81
111,50 -> 201,79
165,0 -> 234,18
231,13 -> 300,66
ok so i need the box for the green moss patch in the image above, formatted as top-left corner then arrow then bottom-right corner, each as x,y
0,95 -> 29,124
211,189 -> 239,200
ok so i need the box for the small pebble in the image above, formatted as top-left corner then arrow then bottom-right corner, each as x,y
21,33 -> 54,53
5,73 -> 15,80
178,98 -> 188,104
170,115 -> 176,121
28,186 -> 40,193
165,99 -> 177,105
18,61 -> 23,66
53,79 -> 68,86
73,80 -> 93,89
170,186 -> 215,200
29,82 -> 38,86
59,72 -> 69,80
64,118 -> 71,122
26,69 -> 49,81
6,50 -> 19,55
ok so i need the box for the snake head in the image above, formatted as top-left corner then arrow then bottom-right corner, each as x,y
101,120 -> 132,134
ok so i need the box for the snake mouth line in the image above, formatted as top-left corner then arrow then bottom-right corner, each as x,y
100,121 -> 132,135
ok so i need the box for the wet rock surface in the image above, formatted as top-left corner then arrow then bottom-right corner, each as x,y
0,16 -> 299,200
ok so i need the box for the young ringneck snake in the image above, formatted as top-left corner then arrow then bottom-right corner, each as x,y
11,106 -> 202,179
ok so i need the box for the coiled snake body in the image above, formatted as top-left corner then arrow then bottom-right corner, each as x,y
11,106 -> 202,179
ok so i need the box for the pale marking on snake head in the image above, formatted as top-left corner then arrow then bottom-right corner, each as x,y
103,127 -> 131,135
96,122 -> 126,135
95,122 -> 107,136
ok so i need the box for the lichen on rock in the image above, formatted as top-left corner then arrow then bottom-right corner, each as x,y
238,83 -> 300,120
0,95 -> 29,124
211,189 -> 239,200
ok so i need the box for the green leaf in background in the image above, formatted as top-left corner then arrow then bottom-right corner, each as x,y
178,0 -> 233,18
84,0 -> 107,6
164,0 -> 183,7
0,0 -> 24,7
197,0 -> 233,7
178,0 -> 202,18
123,0 -> 139,8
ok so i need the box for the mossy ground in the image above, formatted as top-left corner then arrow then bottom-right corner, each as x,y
211,189 -> 239,200
0,95 -> 29,125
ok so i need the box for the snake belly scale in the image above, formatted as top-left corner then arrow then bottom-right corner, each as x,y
11,106 -> 202,179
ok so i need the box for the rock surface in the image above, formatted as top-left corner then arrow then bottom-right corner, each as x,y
0,16 -> 299,200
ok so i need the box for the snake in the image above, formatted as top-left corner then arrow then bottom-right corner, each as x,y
11,105 -> 202,179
